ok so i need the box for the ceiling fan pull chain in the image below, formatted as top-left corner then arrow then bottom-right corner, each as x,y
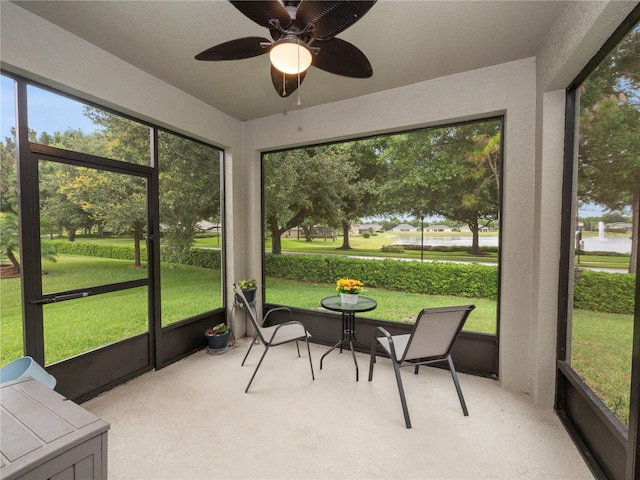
297,37 -> 302,106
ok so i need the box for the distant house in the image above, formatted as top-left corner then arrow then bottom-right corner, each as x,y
358,224 -> 382,234
196,220 -> 220,233
392,224 -> 417,232
607,222 -> 632,232
460,225 -> 493,233
283,226 -> 336,238
426,224 -> 452,232
311,225 -> 334,237
282,226 -> 303,238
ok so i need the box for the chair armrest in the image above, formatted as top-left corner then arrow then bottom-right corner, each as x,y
374,326 -> 399,361
263,307 -> 293,326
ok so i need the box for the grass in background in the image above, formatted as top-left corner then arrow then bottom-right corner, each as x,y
1,255 -> 222,365
42,287 -> 148,364
571,309 -> 633,425
160,263 -> 222,325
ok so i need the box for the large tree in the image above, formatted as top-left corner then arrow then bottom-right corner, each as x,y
36,127 -> 128,242
333,139 -> 388,250
264,147 -> 354,254
578,24 -> 639,272
55,109 -> 150,266
158,131 -> 220,263
79,109 -> 220,263
381,120 -> 501,254
60,167 -> 148,266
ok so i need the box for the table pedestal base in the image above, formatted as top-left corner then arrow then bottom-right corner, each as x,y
320,311 -> 368,381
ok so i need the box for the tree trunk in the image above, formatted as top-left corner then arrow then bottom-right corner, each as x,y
133,223 -> 143,267
630,188 -> 638,274
271,231 -> 282,254
267,216 -> 282,254
302,225 -> 313,242
67,229 -> 76,241
338,219 -> 352,250
6,250 -> 20,272
469,219 -> 481,255
267,210 -> 308,255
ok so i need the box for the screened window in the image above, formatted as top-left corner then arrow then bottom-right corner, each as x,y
569,22 -> 639,427
0,75 -> 23,365
0,75 -> 225,367
263,118 -> 502,334
158,131 -> 223,325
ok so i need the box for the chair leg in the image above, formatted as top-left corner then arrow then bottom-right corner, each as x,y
391,360 -> 412,428
446,355 -> 469,416
368,338 -> 376,381
245,345 -> 270,393
304,335 -> 315,380
296,340 -> 301,358
414,364 -> 419,375
241,332 -> 259,366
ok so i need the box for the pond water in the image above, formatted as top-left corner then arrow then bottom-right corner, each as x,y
579,236 -> 632,254
392,235 -> 632,254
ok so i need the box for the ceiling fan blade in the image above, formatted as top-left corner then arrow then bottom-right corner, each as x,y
312,38 -> 372,78
270,65 -> 306,97
297,1 -> 376,41
195,37 -> 270,61
229,0 -> 291,29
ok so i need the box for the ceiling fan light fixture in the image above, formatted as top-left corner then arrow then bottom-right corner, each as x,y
270,35 -> 312,74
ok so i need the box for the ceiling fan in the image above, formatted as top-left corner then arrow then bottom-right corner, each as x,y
195,0 -> 377,97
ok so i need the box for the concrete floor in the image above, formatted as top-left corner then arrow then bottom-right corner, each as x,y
84,337 -> 594,479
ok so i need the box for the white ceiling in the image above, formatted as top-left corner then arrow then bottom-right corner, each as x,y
13,0 -> 566,121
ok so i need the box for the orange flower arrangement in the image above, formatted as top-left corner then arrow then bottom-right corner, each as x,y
336,278 -> 364,294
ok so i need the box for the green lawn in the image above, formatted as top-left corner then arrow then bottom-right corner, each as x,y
1,255 -> 222,365
571,309 -> 634,425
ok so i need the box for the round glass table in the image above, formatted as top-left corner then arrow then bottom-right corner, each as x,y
320,295 -> 377,381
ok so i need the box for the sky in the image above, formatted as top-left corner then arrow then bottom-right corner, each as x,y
1,76 -> 97,141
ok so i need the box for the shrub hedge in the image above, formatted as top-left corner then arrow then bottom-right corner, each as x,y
402,245 -> 499,253
51,242 -> 634,314
264,254 -> 499,300
573,269 -> 635,314
52,240 -> 148,261
381,244 -> 405,253
51,241 -> 221,270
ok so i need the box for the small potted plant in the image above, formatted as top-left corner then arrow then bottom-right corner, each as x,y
234,278 -> 257,307
336,278 -> 364,304
204,322 -> 231,354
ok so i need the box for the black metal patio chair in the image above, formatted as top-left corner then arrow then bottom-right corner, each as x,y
235,284 -> 315,393
368,305 -> 476,428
